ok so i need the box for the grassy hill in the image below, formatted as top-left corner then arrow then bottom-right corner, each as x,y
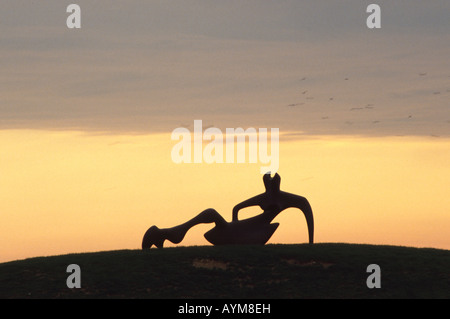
0,243 -> 448,299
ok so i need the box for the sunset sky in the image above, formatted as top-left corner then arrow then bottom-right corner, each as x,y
1,1 -> 449,263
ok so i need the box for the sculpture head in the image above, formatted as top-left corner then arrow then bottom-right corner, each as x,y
263,172 -> 281,193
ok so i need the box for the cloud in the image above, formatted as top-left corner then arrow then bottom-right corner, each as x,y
0,1 -> 449,137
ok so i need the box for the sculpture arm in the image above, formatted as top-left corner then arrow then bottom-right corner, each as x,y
232,193 -> 265,221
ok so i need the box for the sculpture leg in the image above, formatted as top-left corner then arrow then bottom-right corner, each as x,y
142,208 -> 227,249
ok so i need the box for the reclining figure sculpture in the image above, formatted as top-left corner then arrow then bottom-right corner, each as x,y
142,173 -> 314,249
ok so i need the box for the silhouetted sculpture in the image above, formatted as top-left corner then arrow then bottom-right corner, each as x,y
142,173 -> 314,249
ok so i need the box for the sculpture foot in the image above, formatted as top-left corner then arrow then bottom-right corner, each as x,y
142,226 -> 165,249
142,225 -> 187,249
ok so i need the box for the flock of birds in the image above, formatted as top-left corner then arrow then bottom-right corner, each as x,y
178,73 -> 449,137
285,73 -> 449,136
286,76 -> 381,125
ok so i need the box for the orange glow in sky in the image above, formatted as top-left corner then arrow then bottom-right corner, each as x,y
1,2 -> 450,263
1,130 -> 448,263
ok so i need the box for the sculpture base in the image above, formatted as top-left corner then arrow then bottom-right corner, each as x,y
204,222 -> 279,246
